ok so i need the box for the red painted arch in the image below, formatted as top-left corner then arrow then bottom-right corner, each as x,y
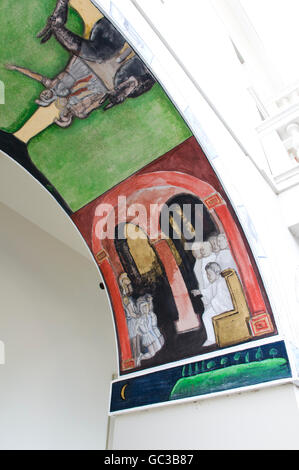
92,170 -> 272,372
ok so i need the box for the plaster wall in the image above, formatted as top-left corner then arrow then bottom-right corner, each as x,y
0,202 -> 117,450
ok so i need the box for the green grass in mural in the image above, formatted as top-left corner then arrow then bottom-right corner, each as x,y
0,0 -> 192,212
28,85 -> 191,211
170,359 -> 290,400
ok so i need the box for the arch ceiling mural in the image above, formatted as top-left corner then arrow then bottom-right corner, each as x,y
1,0 -> 292,412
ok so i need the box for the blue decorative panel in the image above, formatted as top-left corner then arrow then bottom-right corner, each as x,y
110,341 -> 292,413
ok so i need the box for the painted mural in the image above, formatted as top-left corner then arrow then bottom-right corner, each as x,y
0,0 -> 278,382
74,138 -> 277,374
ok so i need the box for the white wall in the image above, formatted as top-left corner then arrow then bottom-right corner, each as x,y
0,152 -> 92,261
0,202 -> 117,450
109,384 -> 299,450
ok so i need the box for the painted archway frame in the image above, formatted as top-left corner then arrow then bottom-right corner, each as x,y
91,167 -> 276,373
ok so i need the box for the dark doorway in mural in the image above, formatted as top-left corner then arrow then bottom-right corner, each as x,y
159,193 -> 224,359
115,214 -> 211,371
161,192 -> 219,316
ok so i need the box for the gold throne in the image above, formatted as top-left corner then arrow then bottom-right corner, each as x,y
212,268 -> 252,348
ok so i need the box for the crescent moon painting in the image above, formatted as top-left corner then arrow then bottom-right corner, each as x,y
120,384 -> 128,401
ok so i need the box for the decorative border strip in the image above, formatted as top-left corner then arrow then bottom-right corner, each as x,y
110,340 -> 292,414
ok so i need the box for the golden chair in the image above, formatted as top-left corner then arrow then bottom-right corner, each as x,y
212,269 -> 252,347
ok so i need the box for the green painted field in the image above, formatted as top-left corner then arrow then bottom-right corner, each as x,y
0,0 -> 191,211
28,84 -> 191,211
170,358 -> 290,400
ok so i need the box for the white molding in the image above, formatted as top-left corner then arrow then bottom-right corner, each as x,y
256,103 -> 299,136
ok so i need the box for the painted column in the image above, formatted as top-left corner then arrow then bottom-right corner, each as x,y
153,239 -> 200,333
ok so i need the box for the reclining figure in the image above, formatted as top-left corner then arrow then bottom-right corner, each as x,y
7,0 -> 155,127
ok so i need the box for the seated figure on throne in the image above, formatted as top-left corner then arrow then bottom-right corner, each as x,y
192,260 -> 234,347
200,262 -> 234,346
191,233 -> 238,297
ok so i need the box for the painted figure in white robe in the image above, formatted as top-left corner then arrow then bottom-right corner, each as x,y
201,262 -> 234,346
208,233 -> 220,256
136,296 -> 164,363
191,241 -> 205,292
216,233 -> 238,273
192,240 -> 216,292
119,273 -> 140,364
144,294 -> 165,349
